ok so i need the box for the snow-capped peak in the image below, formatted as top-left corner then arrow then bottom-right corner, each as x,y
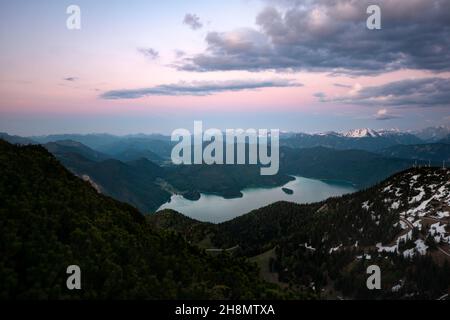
342,128 -> 380,138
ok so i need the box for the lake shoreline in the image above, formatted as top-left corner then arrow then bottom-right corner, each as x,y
157,176 -> 357,224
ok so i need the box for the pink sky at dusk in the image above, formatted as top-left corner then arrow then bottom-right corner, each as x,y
1,0 -> 449,135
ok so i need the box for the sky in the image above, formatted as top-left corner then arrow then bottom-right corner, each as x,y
0,0 -> 449,135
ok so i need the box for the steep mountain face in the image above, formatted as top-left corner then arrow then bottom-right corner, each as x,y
0,140 -> 291,300
377,143 -> 450,163
54,152 -> 171,213
342,128 -> 380,138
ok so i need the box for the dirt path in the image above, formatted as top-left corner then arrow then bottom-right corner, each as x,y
205,245 -> 239,253
400,218 -> 450,257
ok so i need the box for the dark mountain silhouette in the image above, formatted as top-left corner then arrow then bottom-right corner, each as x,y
377,143 -> 450,163
44,140 -> 110,162
113,148 -> 163,163
0,132 -> 36,145
279,146 -> 413,188
31,133 -> 121,150
439,134 -> 450,144
55,152 -> 171,213
0,139 -> 292,300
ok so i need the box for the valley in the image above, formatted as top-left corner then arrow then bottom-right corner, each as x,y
3,127 -> 446,216
1,134 -> 450,299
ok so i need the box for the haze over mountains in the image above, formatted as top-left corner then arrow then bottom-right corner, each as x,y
279,127 -> 444,152
1,126 -> 449,214
3,125 -> 449,149
5,125 -> 448,152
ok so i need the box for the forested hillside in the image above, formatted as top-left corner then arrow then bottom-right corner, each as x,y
0,140 -> 293,299
151,168 -> 450,299
216,168 -> 450,298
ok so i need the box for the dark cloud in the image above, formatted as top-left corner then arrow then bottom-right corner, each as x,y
64,77 -> 78,82
138,48 -> 159,60
101,79 -> 302,99
325,77 -> 450,107
183,13 -> 203,30
177,0 -> 450,75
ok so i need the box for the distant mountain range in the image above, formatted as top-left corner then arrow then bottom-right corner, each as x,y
279,129 -> 425,152
414,126 -> 450,142
280,126 -> 450,151
1,126 -> 449,213
4,125 -> 449,153
0,132 -> 36,145
30,133 -> 173,162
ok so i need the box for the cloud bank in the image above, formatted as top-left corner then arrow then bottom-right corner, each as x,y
324,77 -> 450,107
177,0 -> 450,75
101,79 -> 302,99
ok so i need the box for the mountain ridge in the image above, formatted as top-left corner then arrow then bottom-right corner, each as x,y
0,139 -> 293,299
150,167 -> 450,299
